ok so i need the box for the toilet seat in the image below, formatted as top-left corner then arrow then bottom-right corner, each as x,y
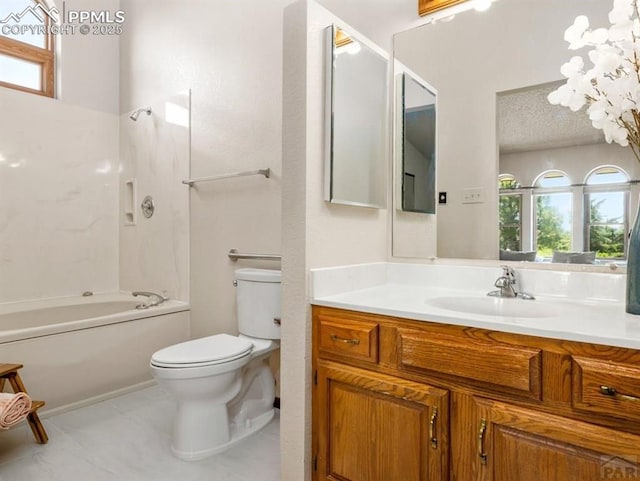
151,333 -> 253,368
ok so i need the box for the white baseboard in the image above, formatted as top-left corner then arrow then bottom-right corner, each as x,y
38,380 -> 158,418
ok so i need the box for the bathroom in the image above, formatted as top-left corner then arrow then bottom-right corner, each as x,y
1,0 -> 640,479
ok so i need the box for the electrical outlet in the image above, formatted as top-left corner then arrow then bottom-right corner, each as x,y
462,188 -> 485,204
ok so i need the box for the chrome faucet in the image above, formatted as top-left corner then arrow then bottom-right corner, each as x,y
132,291 -> 169,309
488,266 -> 535,300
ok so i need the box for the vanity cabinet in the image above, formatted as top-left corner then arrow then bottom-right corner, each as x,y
316,361 -> 448,481
453,394 -> 640,481
312,306 -> 640,481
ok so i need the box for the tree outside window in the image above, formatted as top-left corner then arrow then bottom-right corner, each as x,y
533,171 -> 572,259
499,175 -> 522,251
584,167 -> 629,259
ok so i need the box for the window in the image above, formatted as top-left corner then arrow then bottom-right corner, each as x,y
498,175 -> 522,251
0,0 -> 55,97
584,166 -> 629,259
533,171 -> 572,258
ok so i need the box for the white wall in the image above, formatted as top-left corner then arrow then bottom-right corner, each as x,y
0,0 -> 121,301
0,88 -> 119,302
282,2 -> 391,479
119,91 -> 190,301
118,0 -> 415,342
393,0 -> 611,260
54,0 -> 120,113
119,0 -> 287,340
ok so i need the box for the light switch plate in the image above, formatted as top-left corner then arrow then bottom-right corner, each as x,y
462,188 -> 485,204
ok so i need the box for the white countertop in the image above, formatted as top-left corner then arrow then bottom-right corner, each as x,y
311,263 -> 640,350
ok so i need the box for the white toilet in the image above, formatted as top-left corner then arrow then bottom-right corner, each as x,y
150,268 -> 281,461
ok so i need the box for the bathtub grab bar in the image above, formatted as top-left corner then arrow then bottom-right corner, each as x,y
228,249 -> 281,262
182,168 -> 270,187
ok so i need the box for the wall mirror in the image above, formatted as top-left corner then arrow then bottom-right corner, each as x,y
400,72 -> 436,214
392,0 -> 640,265
324,25 -> 388,209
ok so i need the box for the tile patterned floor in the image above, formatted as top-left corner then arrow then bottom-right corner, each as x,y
0,386 -> 280,481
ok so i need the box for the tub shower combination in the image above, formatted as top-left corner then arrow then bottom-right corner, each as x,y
0,293 -> 189,411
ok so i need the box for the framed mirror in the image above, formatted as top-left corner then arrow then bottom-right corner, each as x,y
392,0 -> 640,265
400,72 -> 436,214
324,25 -> 388,209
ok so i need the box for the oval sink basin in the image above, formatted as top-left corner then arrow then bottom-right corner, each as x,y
427,296 -> 556,318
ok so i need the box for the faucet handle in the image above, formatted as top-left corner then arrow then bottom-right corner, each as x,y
500,265 -> 516,282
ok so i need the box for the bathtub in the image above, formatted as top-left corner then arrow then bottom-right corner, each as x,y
0,293 -> 189,412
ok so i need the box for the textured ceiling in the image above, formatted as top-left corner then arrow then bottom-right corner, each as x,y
498,81 -> 604,154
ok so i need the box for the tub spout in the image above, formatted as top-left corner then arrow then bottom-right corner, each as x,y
132,291 -> 168,309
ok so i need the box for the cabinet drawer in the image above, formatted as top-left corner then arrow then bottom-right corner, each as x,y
318,315 -> 379,363
397,328 -> 542,399
572,357 -> 640,420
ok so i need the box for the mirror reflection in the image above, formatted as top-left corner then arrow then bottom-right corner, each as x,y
497,82 -> 636,264
325,25 -> 388,209
401,73 -> 436,214
392,0 -> 640,264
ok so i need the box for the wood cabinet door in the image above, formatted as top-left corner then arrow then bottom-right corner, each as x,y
467,397 -> 640,481
315,360 -> 449,481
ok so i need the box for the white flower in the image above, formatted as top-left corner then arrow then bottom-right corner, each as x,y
565,15 -> 590,49
560,56 -> 584,77
587,101 -> 608,121
548,84 -> 574,105
583,27 -> 609,44
609,0 -> 634,24
609,19 -> 634,40
593,51 -> 622,75
602,121 -> 629,145
551,2 -> 640,154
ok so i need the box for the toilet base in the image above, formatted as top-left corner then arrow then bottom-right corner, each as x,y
171,409 -> 275,461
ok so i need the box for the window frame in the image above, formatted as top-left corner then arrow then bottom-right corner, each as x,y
583,167 -> 630,260
0,0 -> 55,98
532,170 -> 573,258
498,174 -> 523,252
499,192 -> 523,251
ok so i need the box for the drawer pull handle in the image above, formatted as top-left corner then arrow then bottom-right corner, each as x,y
330,335 -> 360,345
600,385 -> 640,402
429,407 -> 438,449
478,419 -> 488,466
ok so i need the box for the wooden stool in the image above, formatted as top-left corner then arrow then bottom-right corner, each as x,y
0,363 -> 48,444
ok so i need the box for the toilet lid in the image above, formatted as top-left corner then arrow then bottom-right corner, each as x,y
151,333 -> 253,367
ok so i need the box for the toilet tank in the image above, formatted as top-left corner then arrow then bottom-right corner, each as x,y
235,268 -> 281,340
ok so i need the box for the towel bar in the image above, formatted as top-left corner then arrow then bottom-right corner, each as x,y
228,249 -> 281,262
183,168 -> 270,187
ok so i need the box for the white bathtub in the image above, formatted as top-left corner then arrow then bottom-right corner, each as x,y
0,293 -> 190,411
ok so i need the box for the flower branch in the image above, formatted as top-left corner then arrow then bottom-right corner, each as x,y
549,0 -> 640,161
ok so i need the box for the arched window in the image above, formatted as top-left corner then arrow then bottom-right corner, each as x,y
0,0 -> 55,97
533,170 -> 572,258
498,173 -> 520,190
584,166 -> 629,259
533,170 -> 571,188
498,174 -> 522,251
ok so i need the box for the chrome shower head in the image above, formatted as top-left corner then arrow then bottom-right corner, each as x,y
129,107 -> 152,121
